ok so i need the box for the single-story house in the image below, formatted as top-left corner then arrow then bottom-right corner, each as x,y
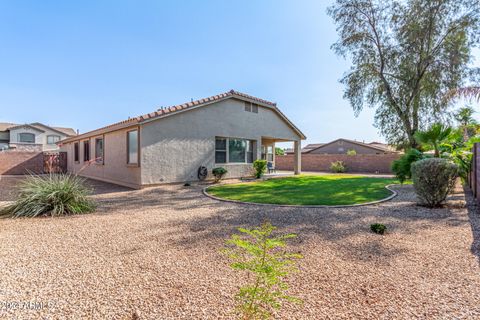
285,138 -> 397,155
59,90 -> 306,188
0,122 -> 77,151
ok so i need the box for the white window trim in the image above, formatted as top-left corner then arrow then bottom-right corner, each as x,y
47,135 -> 61,145
215,137 -> 254,165
18,132 -> 36,144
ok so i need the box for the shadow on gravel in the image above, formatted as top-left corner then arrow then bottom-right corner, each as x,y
160,185 -> 470,263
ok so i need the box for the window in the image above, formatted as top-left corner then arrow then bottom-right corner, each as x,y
18,133 -> 35,143
83,140 -> 90,162
47,135 -> 61,144
247,140 -> 254,163
267,146 -> 273,162
244,102 -> 259,113
127,130 -> 138,164
95,138 -> 104,164
229,139 -> 246,163
261,145 -> 274,162
215,138 -> 227,163
74,142 -> 79,162
215,137 -> 254,164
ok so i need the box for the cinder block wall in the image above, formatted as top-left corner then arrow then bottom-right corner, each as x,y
276,154 -> 401,174
0,151 -> 44,175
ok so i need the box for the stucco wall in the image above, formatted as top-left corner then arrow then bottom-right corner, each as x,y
140,98 -> 302,185
62,127 -> 141,188
309,140 -> 389,155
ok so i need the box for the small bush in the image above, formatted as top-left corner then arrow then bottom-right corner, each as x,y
253,159 -> 267,178
212,167 -> 228,182
370,223 -> 387,235
346,149 -> 357,156
411,158 -> 458,208
391,148 -> 425,183
223,222 -> 302,319
330,161 -> 346,173
1,174 -> 95,218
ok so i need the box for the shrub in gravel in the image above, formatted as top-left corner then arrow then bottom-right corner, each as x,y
253,160 -> 267,178
223,222 -> 302,319
391,148 -> 425,183
1,174 -> 95,218
411,158 -> 458,208
212,167 -> 228,182
330,161 -> 347,173
370,223 -> 387,235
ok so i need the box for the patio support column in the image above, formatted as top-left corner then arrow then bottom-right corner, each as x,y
294,140 -> 301,175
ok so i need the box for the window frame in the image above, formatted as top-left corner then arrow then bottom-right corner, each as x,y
126,129 -> 140,166
74,142 -> 79,162
215,137 -> 255,164
47,135 -> 61,145
83,140 -> 90,162
95,137 -> 104,164
18,132 -> 35,143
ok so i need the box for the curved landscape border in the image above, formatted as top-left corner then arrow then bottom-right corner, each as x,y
202,184 -> 399,208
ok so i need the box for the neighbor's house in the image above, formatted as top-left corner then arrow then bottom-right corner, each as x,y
59,90 -> 306,188
0,122 -> 77,151
286,139 -> 397,155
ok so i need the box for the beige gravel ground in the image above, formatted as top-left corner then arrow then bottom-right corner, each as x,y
0,178 -> 479,319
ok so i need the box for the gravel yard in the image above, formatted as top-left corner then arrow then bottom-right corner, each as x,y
1,178 -> 479,319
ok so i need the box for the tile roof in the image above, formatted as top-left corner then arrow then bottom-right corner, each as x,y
61,90 -> 306,143
0,123 -> 17,131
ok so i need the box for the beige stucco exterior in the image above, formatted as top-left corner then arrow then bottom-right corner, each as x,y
61,96 -> 304,188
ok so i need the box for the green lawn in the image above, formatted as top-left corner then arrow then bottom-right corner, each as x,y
207,175 -> 402,206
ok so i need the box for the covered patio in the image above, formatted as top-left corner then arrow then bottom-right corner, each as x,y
261,136 -> 301,175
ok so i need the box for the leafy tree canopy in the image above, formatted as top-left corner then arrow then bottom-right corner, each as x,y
328,0 -> 480,147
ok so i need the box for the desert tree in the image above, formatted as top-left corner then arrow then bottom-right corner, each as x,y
328,0 -> 480,147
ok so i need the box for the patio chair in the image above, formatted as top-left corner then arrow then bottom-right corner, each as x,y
267,161 -> 276,173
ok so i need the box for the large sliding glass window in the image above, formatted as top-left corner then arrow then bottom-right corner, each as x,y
215,137 -> 254,164
127,130 -> 138,165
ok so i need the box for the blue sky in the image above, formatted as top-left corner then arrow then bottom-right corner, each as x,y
0,1 -> 478,147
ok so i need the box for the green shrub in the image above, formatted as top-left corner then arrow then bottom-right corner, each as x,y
223,222 -> 302,319
212,167 -> 228,182
1,174 -> 95,218
330,160 -> 346,173
391,149 -> 425,183
346,149 -> 357,156
370,223 -> 387,235
411,158 -> 458,208
253,159 -> 267,178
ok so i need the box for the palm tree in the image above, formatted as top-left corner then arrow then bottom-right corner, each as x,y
447,86 -> 480,102
454,106 -> 477,141
414,123 -> 452,157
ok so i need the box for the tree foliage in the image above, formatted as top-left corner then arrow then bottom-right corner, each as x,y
328,0 -> 480,147
414,123 -> 452,157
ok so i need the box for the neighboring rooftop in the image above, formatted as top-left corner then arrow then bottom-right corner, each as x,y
0,122 -> 77,136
